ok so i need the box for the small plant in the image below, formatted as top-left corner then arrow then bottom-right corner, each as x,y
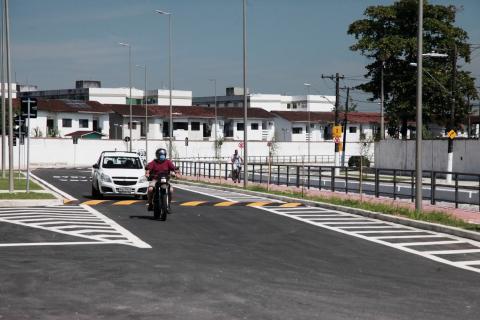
348,155 -> 371,168
214,136 -> 224,159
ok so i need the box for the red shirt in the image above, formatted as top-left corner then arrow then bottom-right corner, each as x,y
147,159 -> 176,179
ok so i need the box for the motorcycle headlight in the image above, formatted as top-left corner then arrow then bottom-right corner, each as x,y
100,173 -> 112,183
138,175 -> 147,183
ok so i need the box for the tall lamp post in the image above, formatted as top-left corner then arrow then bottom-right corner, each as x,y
4,0 -> 13,191
209,79 -> 218,158
304,83 -> 311,162
155,9 -> 173,158
242,0 -> 248,188
136,64 -> 148,158
415,0 -> 423,211
118,42 -> 133,152
1,0 -> 5,179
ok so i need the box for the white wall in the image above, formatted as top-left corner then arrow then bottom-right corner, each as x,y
374,140 -> 480,174
0,138 -> 364,168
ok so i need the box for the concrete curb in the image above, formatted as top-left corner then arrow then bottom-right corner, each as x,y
176,180 -> 480,243
0,199 -> 63,207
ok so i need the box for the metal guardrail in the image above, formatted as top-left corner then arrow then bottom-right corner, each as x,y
174,155 -> 348,164
175,160 -> 480,211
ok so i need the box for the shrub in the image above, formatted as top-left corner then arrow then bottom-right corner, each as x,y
348,155 -> 370,168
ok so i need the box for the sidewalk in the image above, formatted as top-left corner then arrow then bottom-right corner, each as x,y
180,175 -> 480,225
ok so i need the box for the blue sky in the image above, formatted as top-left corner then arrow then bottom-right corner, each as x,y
10,0 -> 480,111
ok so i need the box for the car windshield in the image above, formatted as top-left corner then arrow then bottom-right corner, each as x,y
102,156 -> 143,169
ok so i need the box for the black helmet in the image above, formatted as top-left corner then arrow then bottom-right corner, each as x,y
155,148 -> 167,161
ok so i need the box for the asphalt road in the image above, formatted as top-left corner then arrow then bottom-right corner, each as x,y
0,168 -> 479,319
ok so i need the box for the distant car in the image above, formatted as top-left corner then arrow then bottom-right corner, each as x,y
91,151 -> 148,198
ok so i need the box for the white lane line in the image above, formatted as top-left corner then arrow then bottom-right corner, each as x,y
10,217 -> 102,223
314,221 -> 384,225
339,226 -> 404,229
424,249 -> 480,255
0,242 -> 117,247
355,230 -> 426,234
296,214 -> 344,217
457,261 -> 480,266
56,225 -> 117,230
29,172 -> 77,201
36,221 -> 108,226
373,235 -> 445,239
305,217 -> 365,221
73,229 -> 122,234
399,240 -> 464,246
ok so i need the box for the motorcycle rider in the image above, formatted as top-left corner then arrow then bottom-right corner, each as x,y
145,148 -> 179,211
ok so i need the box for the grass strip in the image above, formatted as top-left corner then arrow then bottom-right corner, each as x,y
0,192 -> 56,200
0,177 -> 43,190
178,178 -> 480,232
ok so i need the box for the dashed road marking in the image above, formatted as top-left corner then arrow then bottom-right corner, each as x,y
175,183 -> 480,274
181,201 -> 208,206
82,200 -> 109,206
113,200 -> 142,206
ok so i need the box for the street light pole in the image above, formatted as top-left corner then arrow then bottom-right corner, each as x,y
446,44 -> 457,184
1,0 -> 5,179
304,83 -> 311,162
415,0 -> 423,211
155,10 -> 173,158
209,79 -> 218,158
380,60 -> 385,140
4,0 -> 13,191
136,64 -> 148,159
118,42 -> 132,152
242,0 -> 248,188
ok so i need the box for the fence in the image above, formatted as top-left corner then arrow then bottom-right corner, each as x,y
176,160 -> 480,211
174,155 -> 348,164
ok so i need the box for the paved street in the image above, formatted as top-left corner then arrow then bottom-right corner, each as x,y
0,168 -> 479,319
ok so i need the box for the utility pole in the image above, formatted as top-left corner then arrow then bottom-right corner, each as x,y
446,44 -> 457,184
341,87 -> 350,167
321,73 -> 344,172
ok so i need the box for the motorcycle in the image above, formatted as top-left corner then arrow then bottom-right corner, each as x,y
152,173 -> 171,221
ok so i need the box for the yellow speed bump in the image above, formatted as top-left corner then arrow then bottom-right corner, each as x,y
81,200 -> 109,206
113,200 -> 142,206
63,199 -> 75,204
246,201 -> 272,207
214,201 -> 237,207
181,201 -> 207,207
279,202 -> 303,208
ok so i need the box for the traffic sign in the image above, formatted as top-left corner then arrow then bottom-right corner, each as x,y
238,141 -> 244,149
447,130 -> 457,140
334,137 -> 340,144
21,98 -> 38,119
332,125 -> 342,138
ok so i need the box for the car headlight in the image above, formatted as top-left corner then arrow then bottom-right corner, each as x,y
100,173 -> 112,183
138,175 -> 147,183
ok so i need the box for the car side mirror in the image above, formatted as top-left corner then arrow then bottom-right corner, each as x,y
92,163 -> 99,169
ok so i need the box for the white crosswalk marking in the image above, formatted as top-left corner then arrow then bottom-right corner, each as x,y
177,183 -> 480,274
0,205 -> 150,248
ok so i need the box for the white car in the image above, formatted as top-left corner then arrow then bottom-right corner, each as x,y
91,151 -> 149,198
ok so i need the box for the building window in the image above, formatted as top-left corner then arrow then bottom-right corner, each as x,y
79,119 -> 89,128
251,123 -> 259,130
191,122 -> 200,131
173,122 -> 188,130
62,119 -> 72,128
292,103 -> 297,109
292,127 -> 303,134
349,126 -> 357,133
237,123 -> 244,131
128,122 -> 137,130
287,103 -> 291,109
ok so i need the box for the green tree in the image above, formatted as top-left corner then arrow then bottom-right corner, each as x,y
347,0 -> 478,139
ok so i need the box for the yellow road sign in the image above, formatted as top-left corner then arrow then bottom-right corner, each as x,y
332,125 -> 343,138
447,130 -> 457,140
